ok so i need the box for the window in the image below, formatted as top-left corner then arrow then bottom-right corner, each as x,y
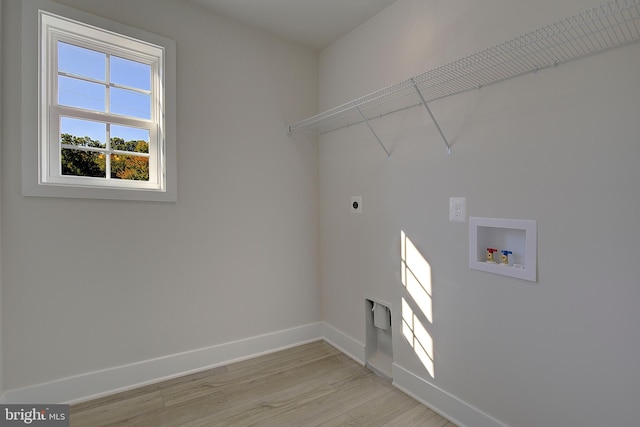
21,1 -> 176,201
41,11 -> 164,191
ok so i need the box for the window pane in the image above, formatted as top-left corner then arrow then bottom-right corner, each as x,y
111,56 -> 151,90
111,125 -> 150,153
58,42 -> 106,81
61,149 -> 106,178
110,87 -> 151,119
60,117 -> 106,148
59,76 -> 106,112
110,154 -> 149,181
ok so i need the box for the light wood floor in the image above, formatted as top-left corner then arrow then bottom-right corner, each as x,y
70,341 -> 456,426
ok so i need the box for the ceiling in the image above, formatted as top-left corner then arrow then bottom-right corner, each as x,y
188,0 -> 397,51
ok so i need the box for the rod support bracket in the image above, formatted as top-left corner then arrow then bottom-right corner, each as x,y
354,103 -> 392,159
411,78 -> 452,154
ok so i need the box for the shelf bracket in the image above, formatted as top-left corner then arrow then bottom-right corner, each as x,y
354,103 -> 391,159
411,78 -> 452,155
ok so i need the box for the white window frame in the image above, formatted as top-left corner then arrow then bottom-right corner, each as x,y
21,0 -> 176,202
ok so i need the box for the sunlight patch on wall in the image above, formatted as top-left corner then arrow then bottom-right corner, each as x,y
402,297 -> 435,378
401,230 -> 432,322
401,231 -> 435,378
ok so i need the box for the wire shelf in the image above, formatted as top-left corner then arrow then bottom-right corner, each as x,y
288,0 -> 640,137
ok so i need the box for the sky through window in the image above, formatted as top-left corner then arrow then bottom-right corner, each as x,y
58,41 -> 152,143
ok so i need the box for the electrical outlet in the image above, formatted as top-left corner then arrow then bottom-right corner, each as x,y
449,197 -> 466,222
351,196 -> 362,214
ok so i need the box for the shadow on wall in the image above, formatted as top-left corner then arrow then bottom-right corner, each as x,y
401,230 -> 434,378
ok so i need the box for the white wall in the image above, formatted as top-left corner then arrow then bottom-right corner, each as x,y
319,1 -> 640,426
0,0 -> 5,399
1,0 -> 319,396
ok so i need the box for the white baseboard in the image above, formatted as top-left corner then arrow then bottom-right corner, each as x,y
392,363 -> 509,427
3,321 -> 509,427
320,323 -> 506,427
321,321 -> 365,365
3,322 -> 323,404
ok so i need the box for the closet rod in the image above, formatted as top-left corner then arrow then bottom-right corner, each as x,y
288,0 -> 640,152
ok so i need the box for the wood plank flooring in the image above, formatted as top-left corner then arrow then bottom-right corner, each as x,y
70,341 -> 456,426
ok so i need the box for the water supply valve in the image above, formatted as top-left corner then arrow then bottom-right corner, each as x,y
486,248 -> 498,263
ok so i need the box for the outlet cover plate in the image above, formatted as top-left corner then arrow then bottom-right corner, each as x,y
449,197 -> 466,222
